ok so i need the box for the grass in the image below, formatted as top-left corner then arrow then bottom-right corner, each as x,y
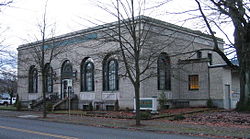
0,105 -> 17,110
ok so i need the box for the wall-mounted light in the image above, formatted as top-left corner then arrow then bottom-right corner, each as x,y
73,70 -> 77,80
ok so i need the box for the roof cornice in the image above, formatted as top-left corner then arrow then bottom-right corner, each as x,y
18,15 -> 223,50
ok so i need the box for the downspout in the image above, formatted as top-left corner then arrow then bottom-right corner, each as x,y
208,63 -> 211,99
178,65 -> 181,100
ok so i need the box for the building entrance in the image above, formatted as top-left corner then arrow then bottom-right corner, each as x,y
61,60 -> 73,99
62,79 -> 73,99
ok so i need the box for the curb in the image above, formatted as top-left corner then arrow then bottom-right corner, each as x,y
0,110 -> 248,139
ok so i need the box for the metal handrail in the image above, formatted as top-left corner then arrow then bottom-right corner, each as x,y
52,94 -> 76,111
32,92 -> 58,108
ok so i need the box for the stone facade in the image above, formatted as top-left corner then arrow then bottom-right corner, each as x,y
17,16 -> 239,110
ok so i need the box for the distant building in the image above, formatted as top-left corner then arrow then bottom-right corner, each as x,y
17,16 -> 239,110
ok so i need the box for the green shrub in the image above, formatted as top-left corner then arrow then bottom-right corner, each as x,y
114,100 -> 119,111
29,100 -> 36,109
207,98 -> 213,108
140,111 -> 152,120
236,101 -> 250,111
236,94 -> 250,111
46,102 -> 53,112
158,92 -> 167,110
172,114 -> 185,121
125,107 -> 130,112
88,102 -> 93,111
16,101 -> 22,111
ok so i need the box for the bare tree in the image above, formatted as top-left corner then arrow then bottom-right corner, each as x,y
87,0 -> 244,126
0,0 -> 12,8
155,0 -> 249,110
190,0 -> 249,110
202,0 -> 249,110
20,0 -> 68,118
90,0 -> 206,125
0,0 -> 17,97
87,0 -> 161,126
0,0 -> 15,73
0,71 -> 17,104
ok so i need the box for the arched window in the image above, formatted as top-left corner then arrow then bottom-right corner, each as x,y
45,64 -> 53,93
61,60 -> 73,98
29,66 -> 38,93
103,56 -> 119,91
108,60 -> 118,90
81,58 -> 94,91
157,53 -> 171,90
61,60 -> 73,79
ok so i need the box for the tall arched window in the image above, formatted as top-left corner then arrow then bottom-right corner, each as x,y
29,66 -> 38,93
61,60 -> 73,98
45,64 -> 53,93
61,60 -> 73,79
108,59 -> 118,90
103,56 -> 119,91
81,58 -> 94,91
157,53 -> 171,90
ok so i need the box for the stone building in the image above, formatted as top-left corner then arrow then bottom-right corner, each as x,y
17,16 -> 239,110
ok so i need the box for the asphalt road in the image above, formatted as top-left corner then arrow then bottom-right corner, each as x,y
0,116 -> 206,139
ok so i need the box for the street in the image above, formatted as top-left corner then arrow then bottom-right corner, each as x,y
0,116 -> 205,139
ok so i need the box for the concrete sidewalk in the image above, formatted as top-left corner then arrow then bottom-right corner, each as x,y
0,110 -> 249,139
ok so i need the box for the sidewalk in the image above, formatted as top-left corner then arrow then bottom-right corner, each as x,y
0,110 -> 249,139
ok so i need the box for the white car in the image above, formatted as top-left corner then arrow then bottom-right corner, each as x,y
0,97 -> 10,105
0,93 -> 16,105
11,97 -> 16,104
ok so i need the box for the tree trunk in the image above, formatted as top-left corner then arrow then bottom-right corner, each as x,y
238,43 -> 250,110
134,82 -> 141,126
235,22 -> 250,110
242,68 -> 250,104
42,70 -> 47,118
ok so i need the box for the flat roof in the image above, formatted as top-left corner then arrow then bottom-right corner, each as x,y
18,15 -> 223,50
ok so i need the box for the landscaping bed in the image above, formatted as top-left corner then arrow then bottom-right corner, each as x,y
51,108 -> 213,120
46,107 -> 250,128
77,108 -> 250,128
181,111 -> 250,127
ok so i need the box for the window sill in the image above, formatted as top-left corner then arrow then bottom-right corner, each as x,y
102,90 -> 119,92
188,89 -> 199,91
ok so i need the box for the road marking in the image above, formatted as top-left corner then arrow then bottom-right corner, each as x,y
0,125 -> 78,139
18,115 -> 40,118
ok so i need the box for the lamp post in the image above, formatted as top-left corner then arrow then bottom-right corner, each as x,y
68,86 -> 72,119
66,79 -> 73,119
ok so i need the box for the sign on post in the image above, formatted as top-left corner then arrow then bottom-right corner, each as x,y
67,79 -> 73,87
134,97 -> 158,113
140,99 -> 153,108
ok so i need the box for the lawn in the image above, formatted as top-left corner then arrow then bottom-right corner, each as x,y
0,105 -> 17,110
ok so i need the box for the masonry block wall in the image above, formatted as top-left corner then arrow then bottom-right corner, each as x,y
17,16 -> 236,109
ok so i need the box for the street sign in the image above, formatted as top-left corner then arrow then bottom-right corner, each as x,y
67,79 -> 73,87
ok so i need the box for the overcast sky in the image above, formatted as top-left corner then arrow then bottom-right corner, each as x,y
0,0 -> 233,52
1,0 -> 98,50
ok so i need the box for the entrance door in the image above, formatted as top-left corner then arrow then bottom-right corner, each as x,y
224,84 -> 231,109
61,79 -> 73,99
61,60 -> 73,99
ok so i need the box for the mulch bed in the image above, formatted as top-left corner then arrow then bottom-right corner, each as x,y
182,111 -> 250,128
84,108 -> 250,128
159,107 -> 209,114
84,108 -> 211,119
